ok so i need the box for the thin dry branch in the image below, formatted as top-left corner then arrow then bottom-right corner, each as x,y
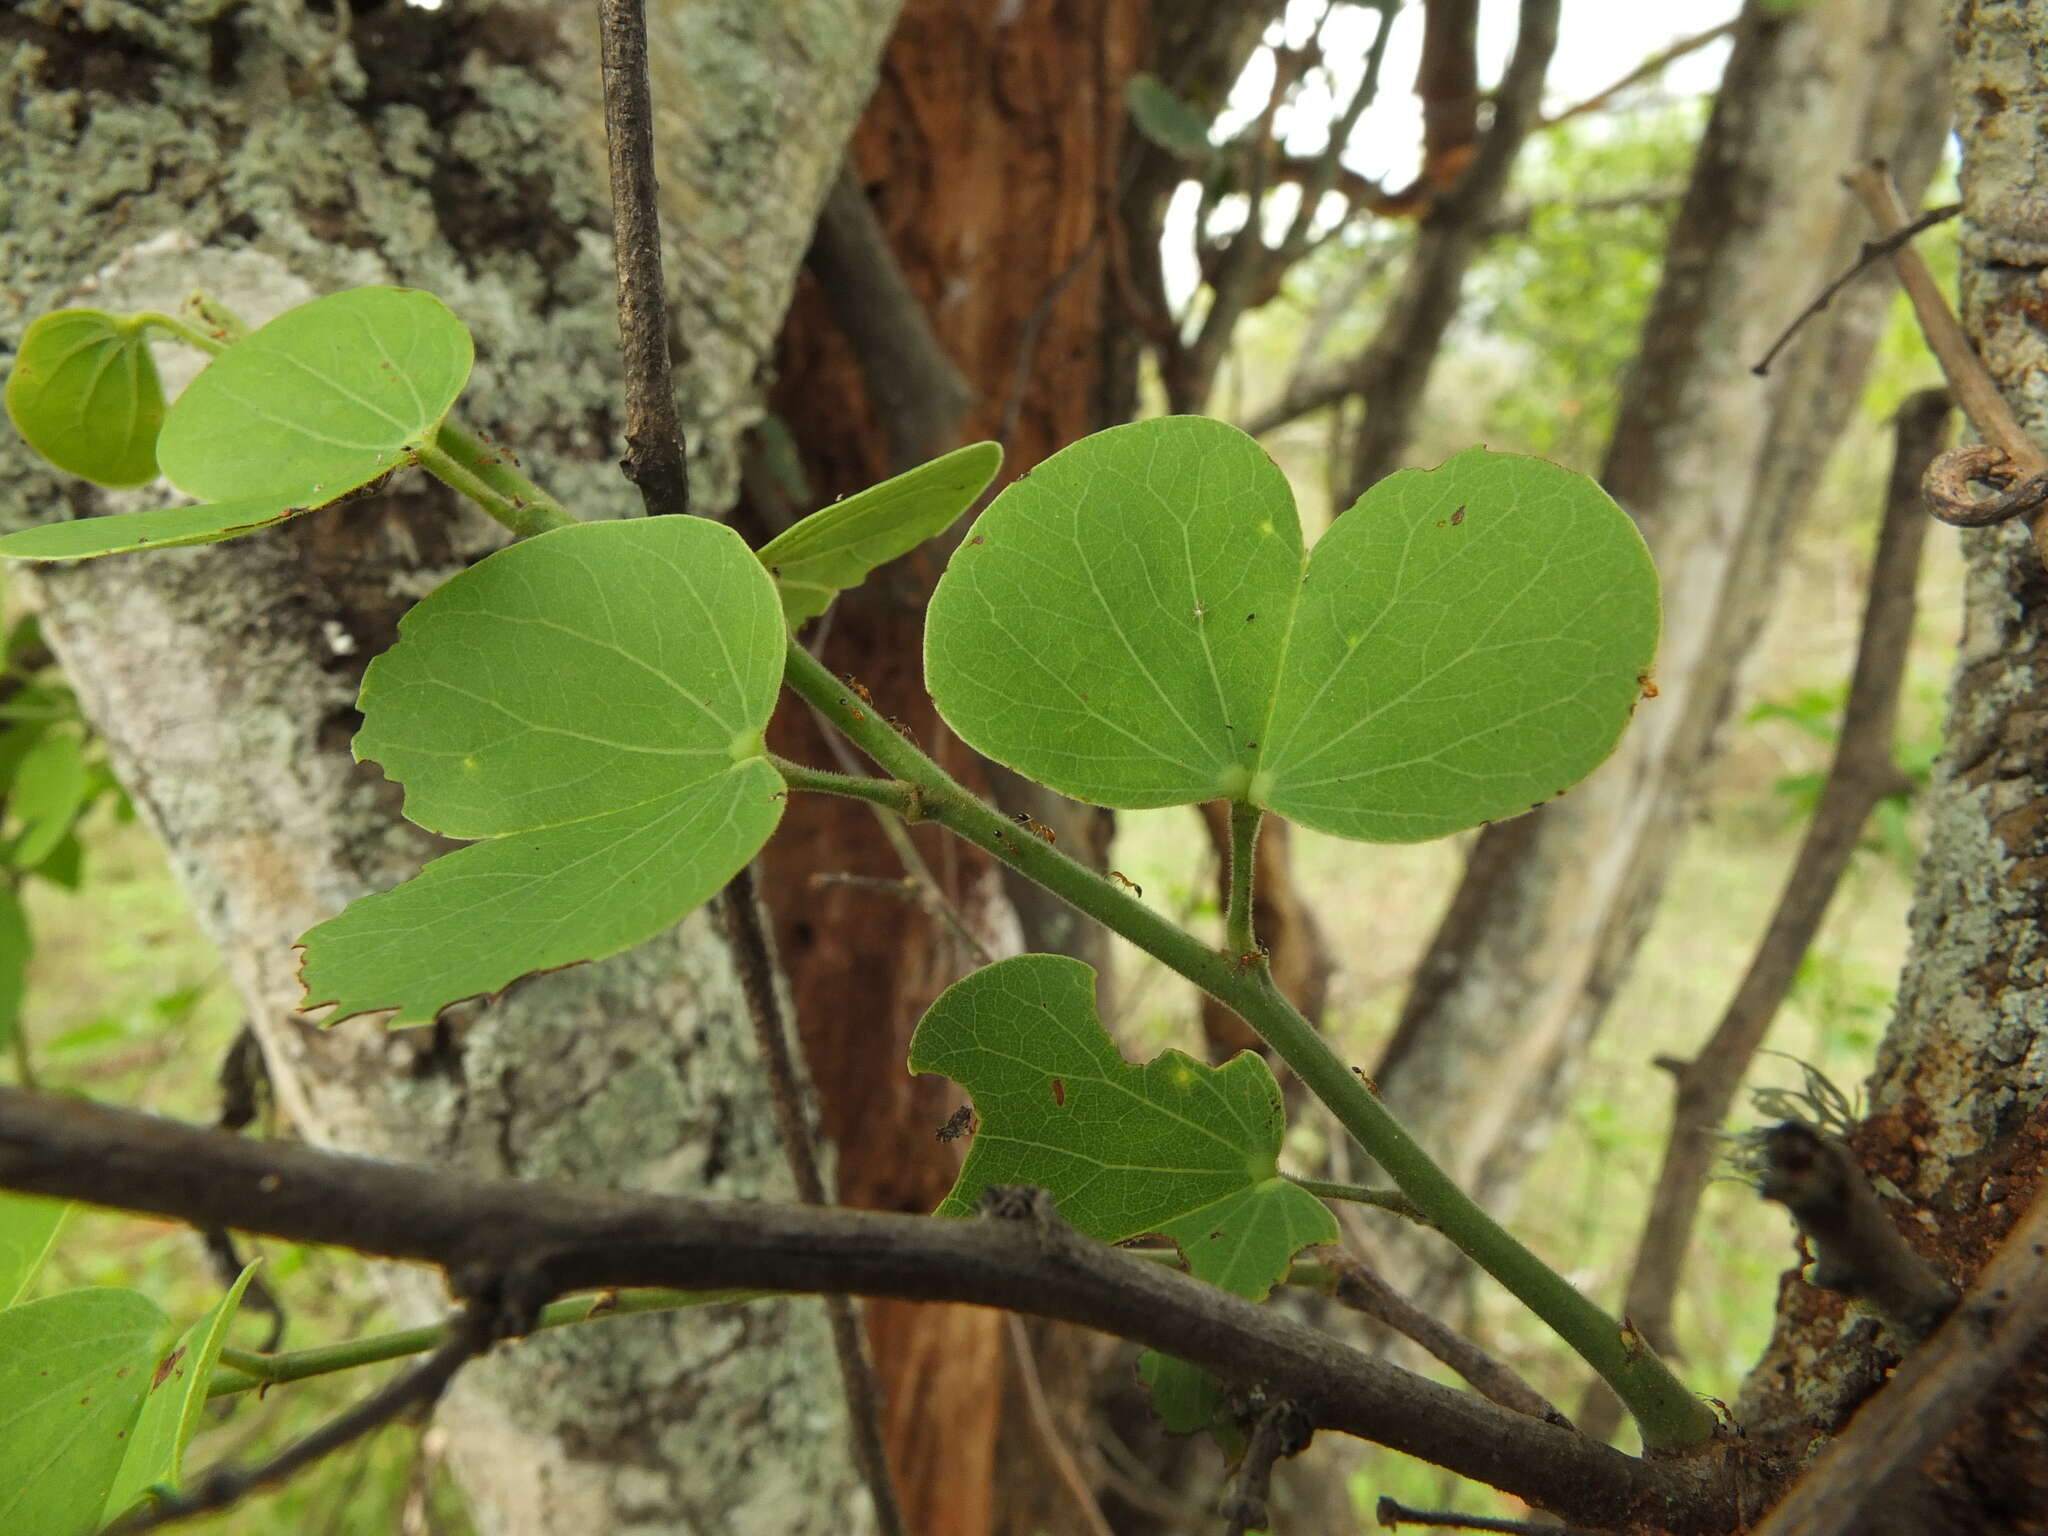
0,1088 -> 1732,1532
1581,387 -> 1948,1440
1749,1180 -> 2048,1536
1539,20 -> 1738,129
104,1306 -> 494,1534
716,868 -> 909,1536
1316,1251 -> 1566,1424
595,0 -> 689,517
1340,0 -> 1560,502
1844,163 -> 2048,555
1004,1315 -> 1117,1536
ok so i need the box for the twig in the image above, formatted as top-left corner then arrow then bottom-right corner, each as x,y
809,712 -> 995,968
1749,201 -> 1961,378
595,0 -> 690,517
807,165 -> 973,473
1749,1122 -> 1958,1343
1539,19 -> 1739,129
1341,0 -> 1560,502
1749,1181 -> 2048,1536
1004,1314 -> 1117,1536
1376,1495 -> 1617,1534
1844,162 -> 2048,551
715,868 -> 909,1536
1315,1251 -> 1566,1424
1579,389 -> 1948,1440
0,1089 -> 1735,1531
102,1306 -> 494,1534
1221,1397 -> 1311,1536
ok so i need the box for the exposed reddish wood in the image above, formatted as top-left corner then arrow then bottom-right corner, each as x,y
755,6 -> 1148,1533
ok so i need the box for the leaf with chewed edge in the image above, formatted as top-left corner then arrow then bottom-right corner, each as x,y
908,954 -> 1335,1431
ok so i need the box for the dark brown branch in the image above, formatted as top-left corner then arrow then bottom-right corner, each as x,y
1316,1251 -> 1566,1425
1750,201 -> 1961,378
104,1306 -> 494,1534
1377,1495 -> 1618,1534
1585,388 -> 1949,1438
806,166 -> 973,473
596,0 -> 690,517
1749,1180 -> 2048,1536
1222,1397 -> 1311,1536
1538,19 -> 1739,129
0,1088 -> 1732,1532
1752,1123 -> 1959,1344
716,868 -> 908,1536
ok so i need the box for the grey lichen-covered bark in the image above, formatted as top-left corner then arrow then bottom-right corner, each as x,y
1738,1 -> 2048,1469
1878,1 -> 2048,1146
1368,0 -> 1949,1304
2,1 -> 898,1531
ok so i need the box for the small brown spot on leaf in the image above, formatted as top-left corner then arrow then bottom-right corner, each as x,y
1051,1077 -> 1067,1106
1451,505 -> 1466,526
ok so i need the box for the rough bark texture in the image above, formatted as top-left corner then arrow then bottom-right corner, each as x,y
1,2 -> 896,1531
1369,0 -> 1950,1310
750,9 -> 1142,1535
1741,6 -> 2048,1523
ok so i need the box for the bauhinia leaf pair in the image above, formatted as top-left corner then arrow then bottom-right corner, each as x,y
4,284 -> 1668,1443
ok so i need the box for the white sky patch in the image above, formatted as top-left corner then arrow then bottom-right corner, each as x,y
1166,0 -> 1741,310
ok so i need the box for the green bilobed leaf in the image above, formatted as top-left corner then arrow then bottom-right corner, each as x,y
157,286 -> 471,503
8,731 -> 87,869
925,417 -> 1303,807
0,1288 -> 171,1536
100,1263 -> 259,1524
298,517 -> 788,1027
0,288 -> 475,564
4,309 -> 166,487
0,495 -> 326,561
1255,448 -> 1658,842
0,1193 -> 68,1306
911,955 -> 1334,1432
926,418 -> 1658,843
909,955 -> 1334,1265
758,441 -> 1002,625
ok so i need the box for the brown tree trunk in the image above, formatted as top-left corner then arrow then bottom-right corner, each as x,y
1741,5 -> 2048,1519
1,2 -> 899,1531
1370,0 -> 1950,1312
751,8 -> 1146,1533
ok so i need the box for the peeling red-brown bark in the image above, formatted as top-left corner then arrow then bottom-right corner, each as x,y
750,6 -> 1148,1533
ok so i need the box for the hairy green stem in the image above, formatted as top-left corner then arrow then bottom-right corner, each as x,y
435,423 -> 578,532
771,755 -> 914,812
132,311 -> 225,356
207,1287 -> 770,1399
416,433 -> 575,539
1224,799 -> 1263,960
780,640 -> 1714,1450
1285,1176 -> 1433,1227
